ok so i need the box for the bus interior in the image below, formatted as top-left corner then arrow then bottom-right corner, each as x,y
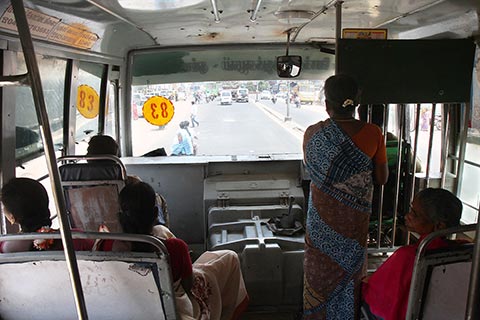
0,0 -> 480,319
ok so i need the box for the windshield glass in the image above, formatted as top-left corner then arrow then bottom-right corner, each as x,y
131,79 -> 328,157
130,46 -> 334,157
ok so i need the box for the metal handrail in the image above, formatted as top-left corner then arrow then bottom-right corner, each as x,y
0,231 -> 169,254
57,154 -> 128,181
406,223 -> 477,319
466,219 -> 480,319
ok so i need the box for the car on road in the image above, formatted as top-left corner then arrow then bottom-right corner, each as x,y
236,88 -> 249,102
260,90 -> 272,100
220,90 -> 233,105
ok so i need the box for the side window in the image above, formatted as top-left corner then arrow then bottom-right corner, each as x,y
104,81 -> 117,141
13,53 -> 67,223
459,54 -> 480,224
74,61 -> 103,155
14,53 -> 66,166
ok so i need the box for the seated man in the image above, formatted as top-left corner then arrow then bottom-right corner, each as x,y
0,177 -> 94,253
112,181 -> 249,320
362,188 -> 463,320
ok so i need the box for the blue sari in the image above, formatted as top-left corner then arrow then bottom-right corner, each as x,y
303,119 -> 374,320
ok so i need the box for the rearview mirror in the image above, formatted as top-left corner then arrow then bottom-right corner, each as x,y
276,55 -> 302,78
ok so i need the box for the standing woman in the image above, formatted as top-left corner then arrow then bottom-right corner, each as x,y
302,74 -> 388,319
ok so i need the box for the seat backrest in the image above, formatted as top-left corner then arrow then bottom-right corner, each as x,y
58,155 -> 127,233
406,225 -> 476,320
0,233 -> 177,320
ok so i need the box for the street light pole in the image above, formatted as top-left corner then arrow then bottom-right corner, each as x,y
285,81 -> 291,121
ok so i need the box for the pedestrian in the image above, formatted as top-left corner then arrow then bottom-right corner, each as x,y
190,101 -> 199,127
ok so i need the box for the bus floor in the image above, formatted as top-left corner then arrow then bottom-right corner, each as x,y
239,253 -> 390,320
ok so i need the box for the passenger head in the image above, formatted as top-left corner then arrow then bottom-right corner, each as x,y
406,188 -> 462,235
1,177 -> 51,232
179,121 -> 190,129
324,74 -> 359,117
119,181 -> 157,235
87,135 -> 119,157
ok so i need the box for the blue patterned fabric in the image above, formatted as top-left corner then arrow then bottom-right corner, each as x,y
304,120 -> 373,213
307,200 -> 365,275
304,199 -> 365,318
303,119 -> 374,320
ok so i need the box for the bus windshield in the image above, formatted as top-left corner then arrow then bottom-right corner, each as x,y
129,46 -> 333,157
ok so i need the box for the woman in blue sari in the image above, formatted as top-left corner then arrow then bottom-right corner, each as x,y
302,74 -> 388,319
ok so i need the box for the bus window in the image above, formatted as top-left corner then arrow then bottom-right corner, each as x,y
460,61 -> 480,224
13,53 -> 66,166
74,61 -> 103,155
105,81 -> 117,141
11,53 -> 67,224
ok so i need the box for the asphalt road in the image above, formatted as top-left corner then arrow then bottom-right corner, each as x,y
131,95 -> 326,156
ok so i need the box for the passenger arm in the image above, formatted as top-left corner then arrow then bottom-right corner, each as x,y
374,162 -> 389,185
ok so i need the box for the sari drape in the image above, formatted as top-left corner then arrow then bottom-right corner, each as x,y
175,250 -> 249,320
303,119 -> 374,320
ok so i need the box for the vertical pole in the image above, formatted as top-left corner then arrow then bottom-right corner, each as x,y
424,103 -> 436,188
440,104 -> 450,187
10,1 -> 88,319
455,102 -> 470,196
410,104 -> 421,198
334,1 -> 343,74
391,104 -> 405,248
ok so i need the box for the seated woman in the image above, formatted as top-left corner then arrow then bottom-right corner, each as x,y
0,177 -> 94,253
87,134 -> 170,227
362,187 -> 464,320
113,181 -> 249,320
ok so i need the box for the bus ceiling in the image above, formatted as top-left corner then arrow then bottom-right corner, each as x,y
0,1 -> 479,57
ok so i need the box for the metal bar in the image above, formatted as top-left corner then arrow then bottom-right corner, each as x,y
291,0 -> 336,42
406,223 -> 477,319
97,64 -> 109,134
85,0 -> 157,44
375,105 -> 386,249
440,104 -> 451,187
0,73 -> 29,86
124,50 -> 134,156
455,102 -> 470,196
410,104 -> 421,203
373,0 -> 447,28
391,104 -> 405,248
10,1 -> 88,319
57,154 -> 127,181
0,231 -> 169,254
63,60 -> 79,156
113,80 -> 121,155
334,1 -> 343,74
465,211 -> 480,319
210,0 -> 221,23
424,104 -> 436,188
250,0 -> 263,22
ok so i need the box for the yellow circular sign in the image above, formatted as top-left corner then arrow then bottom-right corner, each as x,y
76,85 -> 99,119
143,96 -> 175,126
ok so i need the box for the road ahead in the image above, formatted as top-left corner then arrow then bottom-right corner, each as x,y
131,95 -> 327,156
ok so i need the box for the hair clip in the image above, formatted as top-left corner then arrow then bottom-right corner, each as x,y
342,99 -> 354,108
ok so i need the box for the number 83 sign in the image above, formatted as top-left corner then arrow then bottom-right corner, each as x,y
76,85 -> 99,119
143,96 -> 175,126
